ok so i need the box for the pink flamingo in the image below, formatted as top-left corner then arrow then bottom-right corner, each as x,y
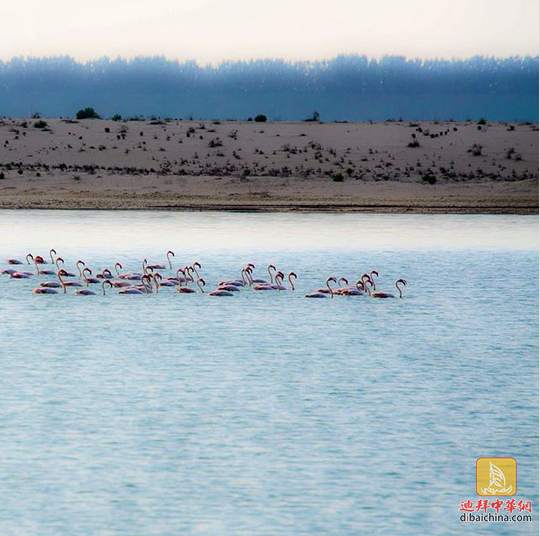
10,271 -> 32,279
1,268 -> 19,274
119,276 -> 152,294
288,272 -> 298,290
32,286 -> 58,294
73,287 -> 96,296
209,279 -> 236,296
342,280 -> 365,296
305,277 -> 337,298
39,280 -> 62,288
76,260 -> 86,277
33,257 -> 55,276
147,250 -> 175,270
96,268 -> 113,279
5,258 -> 23,265
369,279 -> 407,299
49,249 -> 57,264
370,270 -> 379,290
58,271 -> 82,290
177,277 -> 205,294
82,268 -> 100,285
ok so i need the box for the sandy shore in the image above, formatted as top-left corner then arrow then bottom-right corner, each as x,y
0,119 -> 537,213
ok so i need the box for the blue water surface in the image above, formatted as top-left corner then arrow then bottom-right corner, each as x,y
0,211 -> 538,535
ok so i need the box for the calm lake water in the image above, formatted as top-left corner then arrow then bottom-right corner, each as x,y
0,210 -> 538,535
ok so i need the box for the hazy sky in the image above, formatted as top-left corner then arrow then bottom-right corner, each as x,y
2,0 -> 538,62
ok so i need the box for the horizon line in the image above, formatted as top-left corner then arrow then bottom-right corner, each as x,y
1,52 -> 538,67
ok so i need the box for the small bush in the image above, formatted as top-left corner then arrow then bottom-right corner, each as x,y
0,172 -> 5,180
254,114 -> 267,123
477,117 -> 487,125
76,107 -> 100,120
332,172 -> 344,182
111,114 -> 122,121
407,139 -> 420,148
468,143 -> 483,156
422,174 -> 437,185
34,120 -> 48,129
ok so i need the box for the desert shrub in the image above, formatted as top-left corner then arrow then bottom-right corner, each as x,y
34,120 -> 47,129
422,174 -> 437,185
332,172 -> 344,182
468,143 -> 483,156
208,137 -> 223,148
76,107 -> 100,120
104,127 -> 110,133
0,172 -> 5,180
254,114 -> 267,123
407,138 -> 420,148
477,117 -> 487,125
111,114 -> 122,121
31,112 -> 41,119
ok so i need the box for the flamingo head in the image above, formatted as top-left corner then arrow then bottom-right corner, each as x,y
57,257 -> 65,265
327,276 -> 337,284
289,271 -> 297,279
115,262 -> 122,269
339,277 -> 349,286
198,278 -> 206,286
370,270 -> 379,278
167,250 -> 175,257
83,267 -> 92,275
397,279 -> 407,286
193,262 -> 201,269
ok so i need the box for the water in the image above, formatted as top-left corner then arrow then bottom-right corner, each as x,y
0,210 -> 538,535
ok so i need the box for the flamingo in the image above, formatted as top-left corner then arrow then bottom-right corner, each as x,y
288,271 -> 298,290
34,255 -> 46,264
39,280 -> 62,288
369,279 -> 407,299
209,288 -> 234,296
114,262 -> 123,276
177,277 -> 204,293
10,271 -> 32,279
305,277 -> 337,298
251,264 -> 276,284
370,270 -> 379,290
101,280 -> 113,295
56,259 -> 76,277
49,249 -> 58,264
2,268 -> 20,275
58,272 -> 82,291
5,258 -> 23,265
73,287 -> 96,296
119,276 -> 152,294
76,260 -> 86,277
96,268 -> 113,279
342,280 -> 365,296
147,251 -> 175,270
82,268 -> 100,285
33,257 -> 55,276
32,287 -> 58,294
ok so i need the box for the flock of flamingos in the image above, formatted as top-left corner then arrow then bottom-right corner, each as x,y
2,249 -> 407,299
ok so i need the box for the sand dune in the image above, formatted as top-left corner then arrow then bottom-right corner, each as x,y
0,118 -> 537,213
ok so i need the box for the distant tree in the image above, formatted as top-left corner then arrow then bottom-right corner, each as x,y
76,107 -> 100,120
304,111 -> 320,122
254,114 -> 267,123
111,114 -> 122,121
477,117 -> 487,125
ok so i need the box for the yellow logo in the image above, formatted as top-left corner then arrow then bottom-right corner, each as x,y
476,458 -> 516,496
